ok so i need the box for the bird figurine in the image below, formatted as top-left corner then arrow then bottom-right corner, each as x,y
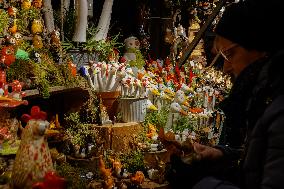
32,0 -> 43,9
98,155 -> 114,189
31,51 -> 42,63
9,19 -> 18,34
7,6 -> 17,17
146,99 -> 158,111
50,29 -> 61,49
32,35 -> 43,49
21,0 -> 32,10
31,19 -> 43,35
130,171 -> 145,186
13,32 -> 23,46
1,45 -> 16,67
11,106 -> 54,189
170,102 -> 188,115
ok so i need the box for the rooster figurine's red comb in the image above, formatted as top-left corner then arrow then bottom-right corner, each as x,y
21,106 -> 47,123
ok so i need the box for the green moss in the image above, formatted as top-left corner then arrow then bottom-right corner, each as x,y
17,7 -> 41,35
56,162 -> 87,189
64,112 -> 97,147
0,10 -> 9,35
143,105 -> 170,130
119,150 -> 146,174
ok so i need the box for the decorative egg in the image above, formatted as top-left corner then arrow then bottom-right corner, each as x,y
13,32 -> 23,45
50,29 -> 61,48
1,46 -> 15,67
31,19 -> 43,35
21,0 -> 32,10
32,35 -> 43,49
32,0 -> 42,9
9,19 -> 17,34
7,6 -> 17,17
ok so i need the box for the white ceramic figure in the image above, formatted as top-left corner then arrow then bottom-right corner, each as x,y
122,36 -> 145,69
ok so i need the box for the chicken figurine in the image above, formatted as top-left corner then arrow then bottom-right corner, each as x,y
98,155 -> 114,189
130,171 -> 145,186
31,19 -> 43,35
11,106 -> 54,189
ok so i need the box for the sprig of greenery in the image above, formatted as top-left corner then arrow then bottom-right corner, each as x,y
56,162 -> 87,189
64,112 -> 97,147
119,150 -> 146,173
0,10 -> 9,34
143,105 -> 170,130
82,26 -> 123,62
173,115 -> 193,133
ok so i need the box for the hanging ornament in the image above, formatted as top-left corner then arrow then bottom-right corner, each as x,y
32,35 -> 43,49
21,0 -> 32,10
1,46 -> 16,67
32,0 -> 43,9
31,19 -> 43,35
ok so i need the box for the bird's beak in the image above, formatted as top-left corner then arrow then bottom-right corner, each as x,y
182,100 -> 190,107
165,89 -> 175,97
148,104 -> 158,111
179,109 -> 188,116
151,89 -> 160,96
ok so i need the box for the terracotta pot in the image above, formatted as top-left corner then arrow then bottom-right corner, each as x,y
96,91 -> 121,120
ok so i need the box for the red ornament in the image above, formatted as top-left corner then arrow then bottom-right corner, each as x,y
1,46 -> 16,67
32,171 -> 66,189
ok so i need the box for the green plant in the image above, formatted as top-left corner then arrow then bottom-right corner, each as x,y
64,112 -> 96,148
173,115 -> 193,133
79,90 -> 99,124
143,105 -> 170,130
17,7 -> 42,35
63,6 -> 76,41
119,150 -> 146,174
56,162 -> 87,189
82,26 -> 123,62
0,10 -> 9,35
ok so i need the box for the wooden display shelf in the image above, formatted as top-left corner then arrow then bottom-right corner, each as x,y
88,179 -> 170,189
23,86 -> 88,98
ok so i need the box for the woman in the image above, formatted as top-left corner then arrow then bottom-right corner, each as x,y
192,1 -> 284,189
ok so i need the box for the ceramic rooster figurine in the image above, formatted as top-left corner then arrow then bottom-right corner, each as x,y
11,106 -> 54,189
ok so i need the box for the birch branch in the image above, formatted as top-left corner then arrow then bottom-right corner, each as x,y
43,0 -> 55,33
72,0 -> 88,42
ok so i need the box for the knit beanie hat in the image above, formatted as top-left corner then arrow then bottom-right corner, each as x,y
215,1 -> 284,52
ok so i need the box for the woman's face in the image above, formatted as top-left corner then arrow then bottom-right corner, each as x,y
213,35 -> 266,80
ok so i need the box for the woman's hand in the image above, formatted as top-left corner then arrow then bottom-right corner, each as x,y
193,143 -> 223,161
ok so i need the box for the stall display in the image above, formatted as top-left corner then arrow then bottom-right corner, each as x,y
0,0 -> 232,188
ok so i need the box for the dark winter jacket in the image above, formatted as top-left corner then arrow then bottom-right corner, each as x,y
193,50 -> 284,189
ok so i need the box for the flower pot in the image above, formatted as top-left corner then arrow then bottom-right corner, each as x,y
118,97 -> 147,122
96,91 -> 121,121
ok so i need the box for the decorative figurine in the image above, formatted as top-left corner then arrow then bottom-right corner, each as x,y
32,35 -> 43,49
122,36 -> 145,69
1,46 -> 15,67
11,106 -> 54,189
31,19 -> 43,35
21,0 -> 32,10
32,0 -> 43,9
98,155 -> 114,189
7,6 -> 17,17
